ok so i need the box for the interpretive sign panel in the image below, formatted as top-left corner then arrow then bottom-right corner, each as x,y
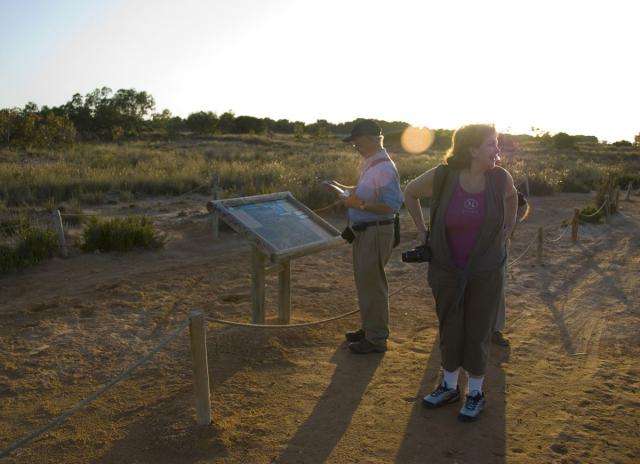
210,192 -> 342,263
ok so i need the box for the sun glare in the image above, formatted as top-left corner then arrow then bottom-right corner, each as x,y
401,127 -> 435,154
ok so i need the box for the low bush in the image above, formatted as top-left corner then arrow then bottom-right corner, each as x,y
526,172 -> 558,195
578,205 -> 604,224
559,164 -> 603,193
0,226 -> 58,274
80,216 -> 163,252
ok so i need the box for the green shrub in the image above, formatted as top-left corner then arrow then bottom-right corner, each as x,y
526,172 -> 558,195
617,175 -> 640,189
15,227 -> 58,264
80,216 -> 163,252
0,226 -> 57,274
578,205 -> 604,224
0,244 -> 18,272
559,164 -> 603,193
594,176 -> 618,214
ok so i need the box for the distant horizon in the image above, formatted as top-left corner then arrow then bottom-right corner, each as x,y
1,87 -> 629,142
2,0 -> 638,143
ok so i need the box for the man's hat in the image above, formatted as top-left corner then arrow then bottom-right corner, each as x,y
342,119 -> 382,142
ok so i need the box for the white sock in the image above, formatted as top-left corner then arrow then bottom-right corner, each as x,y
443,368 -> 460,389
468,376 -> 484,394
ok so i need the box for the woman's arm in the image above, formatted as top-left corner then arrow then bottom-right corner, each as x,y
403,166 -> 438,243
503,171 -> 518,235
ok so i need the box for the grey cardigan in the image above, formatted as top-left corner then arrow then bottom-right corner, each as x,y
429,165 -> 509,275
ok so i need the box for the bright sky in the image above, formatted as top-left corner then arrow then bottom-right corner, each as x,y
1,0 -> 638,142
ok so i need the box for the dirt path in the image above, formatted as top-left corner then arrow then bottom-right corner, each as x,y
1,193 -> 639,463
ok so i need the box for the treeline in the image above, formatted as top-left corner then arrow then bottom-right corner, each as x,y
0,87 -> 420,149
1,86 -> 637,150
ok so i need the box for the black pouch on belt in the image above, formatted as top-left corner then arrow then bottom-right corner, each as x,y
341,226 -> 355,243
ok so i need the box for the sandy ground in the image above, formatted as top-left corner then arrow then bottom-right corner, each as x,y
1,192 -> 639,464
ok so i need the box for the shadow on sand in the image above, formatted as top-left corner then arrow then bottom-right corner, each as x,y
276,345 -> 384,463
395,337 -> 510,464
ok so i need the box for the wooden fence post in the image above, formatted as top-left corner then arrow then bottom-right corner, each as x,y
211,175 -> 220,239
251,245 -> 266,324
524,176 -> 530,198
278,260 -> 291,324
604,195 -> 610,224
571,208 -> 579,242
625,182 -> 632,201
52,209 -> 68,258
189,310 -> 212,426
537,226 -> 543,265
614,186 -> 620,210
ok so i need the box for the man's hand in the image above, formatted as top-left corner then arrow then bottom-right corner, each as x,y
343,193 -> 364,210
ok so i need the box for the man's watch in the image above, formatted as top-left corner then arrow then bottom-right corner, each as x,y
359,200 -> 366,210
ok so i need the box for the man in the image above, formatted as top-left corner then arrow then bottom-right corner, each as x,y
329,120 -> 403,354
492,189 -> 530,347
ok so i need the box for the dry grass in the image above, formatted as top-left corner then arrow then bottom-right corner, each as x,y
1,134 -> 638,214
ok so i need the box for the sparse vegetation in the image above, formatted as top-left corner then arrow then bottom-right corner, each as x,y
0,225 -> 57,273
0,126 -> 638,273
80,216 -> 163,252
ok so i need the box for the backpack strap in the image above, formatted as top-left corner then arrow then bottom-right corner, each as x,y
361,157 -> 390,177
429,164 -> 450,231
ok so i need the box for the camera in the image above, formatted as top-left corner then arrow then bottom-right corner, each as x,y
401,244 -> 431,263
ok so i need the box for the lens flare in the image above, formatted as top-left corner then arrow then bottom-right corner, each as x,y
401,126 -> 434,154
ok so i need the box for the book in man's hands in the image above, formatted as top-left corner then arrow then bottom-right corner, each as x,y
322,180 -> 350,198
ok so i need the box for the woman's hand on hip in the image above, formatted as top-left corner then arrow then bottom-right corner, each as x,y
417,230 -> 428,245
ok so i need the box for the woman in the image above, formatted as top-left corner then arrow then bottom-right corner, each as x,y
404,124 -> 518,422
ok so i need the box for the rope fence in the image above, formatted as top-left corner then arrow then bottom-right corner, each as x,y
0,267 -> 419,459
0,319 -> 190,459
578,198 -> 608,218
545,225 -> 570,243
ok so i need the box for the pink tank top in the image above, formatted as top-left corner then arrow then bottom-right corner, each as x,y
445,180 -> 486,269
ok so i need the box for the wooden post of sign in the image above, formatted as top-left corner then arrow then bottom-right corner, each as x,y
604,195 -> 610,224
251,245 -> 266,324
571,208 -> 579,242
278,260 -> 291,324
536,226 -> 543,265
189,310 -> 212,426
625,182 -> 632,201
211,176 -> 220,239
52,210 -> 68,258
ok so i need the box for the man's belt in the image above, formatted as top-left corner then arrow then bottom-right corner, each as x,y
351,218 -> 394,232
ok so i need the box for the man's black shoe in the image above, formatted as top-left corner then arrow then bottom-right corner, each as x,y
345,329 -> 365,343
348,339 -> 387,354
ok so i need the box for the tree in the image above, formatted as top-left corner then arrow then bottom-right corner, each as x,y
150,109 -> 173,132
233,115 -> 265,134
38,112 -> 76,148
186,111 -> 218,134
0,108 -> 20,145
552,132 -> 575,149
293,121 -> 305,139
218,111 -> 236,133
273,119 -> 294,134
